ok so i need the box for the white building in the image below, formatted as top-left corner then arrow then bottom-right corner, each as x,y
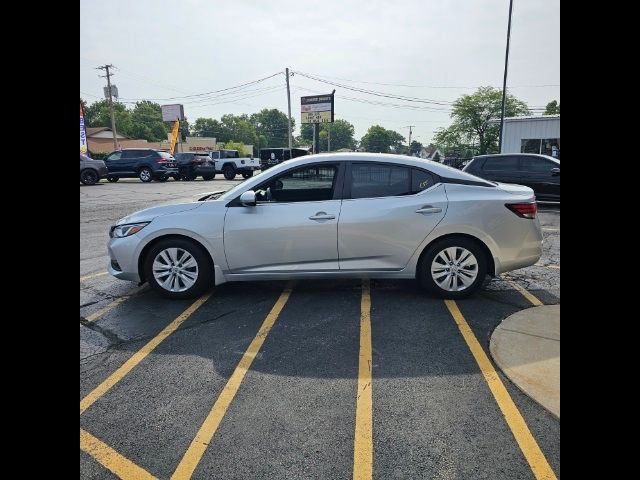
500,115 -> 560,159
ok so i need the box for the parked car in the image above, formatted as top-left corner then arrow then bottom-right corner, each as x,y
259,147 -> 310,170
174,152 -> 216,181
108,153 -> 542,300
463,153 -> 560,202
103,149 -> 179,183
210,150 -> 261,180
80,154 -> 108,185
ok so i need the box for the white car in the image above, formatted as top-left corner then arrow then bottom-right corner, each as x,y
108,153 -> 542,299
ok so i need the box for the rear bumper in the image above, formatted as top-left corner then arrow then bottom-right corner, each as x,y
194,165 -> 216,175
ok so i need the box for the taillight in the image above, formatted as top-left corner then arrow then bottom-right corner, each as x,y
155,156 -> 168,164
191,159 -> 199,164
506,202 -> 537,219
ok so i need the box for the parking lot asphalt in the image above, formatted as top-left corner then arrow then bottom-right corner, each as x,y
80,178 -> 560,479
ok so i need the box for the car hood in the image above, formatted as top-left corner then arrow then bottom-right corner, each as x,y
116,202 -> 204,225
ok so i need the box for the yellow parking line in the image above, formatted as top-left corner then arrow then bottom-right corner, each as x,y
84,285 -> 148,323
80,291 -> 213,415
542,228 -> 559,232
171,286 -> 293,480
81,428 -> 157,480
81,271 -> 108,281
507,281 -> 543,306
444,300 -> 556,480
353,279 -> 373,480
547,265 -> 560,269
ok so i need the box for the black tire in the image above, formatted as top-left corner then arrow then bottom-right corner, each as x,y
144,237 -> 213,299
223,165 -> 236,180
156,175 -> 168,182
139,167 -> 153,183
172,175 -> 181,181
202,174 -> 215,181
80,169 -> 99,185
242,171 -> 253,179
418,236 -> 487,299
107,176 -> 119,183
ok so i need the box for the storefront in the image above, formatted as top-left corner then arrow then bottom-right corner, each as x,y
500,115 -> 560,159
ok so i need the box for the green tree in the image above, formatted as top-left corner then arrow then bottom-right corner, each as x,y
84,99 -> 134,138
250,109 -> 293,147
191,118 -> 230,141
219,141 -> 246,156
360,125 -> 406,153
544,100 -> 560,115
220,114 -> 258,146
435,87 -> 530,155
129,101 -> 168,142
410,140 -> 424,156
297,120 -> 356,151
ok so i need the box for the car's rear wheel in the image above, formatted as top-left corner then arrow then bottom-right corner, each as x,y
144,238 -> 213,299
202,174 -> 215,181
139,167 -> 153,182
80,169 -> 99,185
242,171 -> 253,179
223,165 -> 236,180
418,237 -> 486,299
172,175 -> 181,181
107,176 -> 119,183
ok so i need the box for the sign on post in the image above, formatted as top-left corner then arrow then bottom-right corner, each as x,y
161,104 -> 185,122
301,95 -> 334,124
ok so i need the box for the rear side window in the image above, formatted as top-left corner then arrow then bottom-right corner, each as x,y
158,152 -> 174,159
483,157 -> 519,171
351,164 -> 411,199
521,157 -> 555,172
412,169 -> 436,193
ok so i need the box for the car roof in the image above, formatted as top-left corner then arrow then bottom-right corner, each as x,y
473,153 -> 559,162
260,152 -> 491,183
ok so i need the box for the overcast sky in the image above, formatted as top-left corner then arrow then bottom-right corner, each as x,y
80,0 -> 559,145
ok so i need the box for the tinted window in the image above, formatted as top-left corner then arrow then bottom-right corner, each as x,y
521,157 -> 554,172
257,164 -> 337,203
121,150 -> 144,159
483,157 -> 519,171
412,169 -> 436,193
158,152 -> 174,159
106,152 -> 122,161
351,164 -> 410,199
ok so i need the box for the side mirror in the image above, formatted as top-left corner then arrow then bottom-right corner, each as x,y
551,167 -> 560,175
240,190 -> 256,206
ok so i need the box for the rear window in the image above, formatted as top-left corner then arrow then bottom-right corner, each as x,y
483,157 -> 518,171
412,169 -> 436,193
158,152 -> 174,159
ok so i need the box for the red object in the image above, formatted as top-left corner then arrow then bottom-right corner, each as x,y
505,202 -> 537,219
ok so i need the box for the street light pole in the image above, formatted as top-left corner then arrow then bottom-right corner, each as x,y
498,0 -> 514,154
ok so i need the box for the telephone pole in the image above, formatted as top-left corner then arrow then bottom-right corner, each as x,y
405,125 -> 415,155
285,68 -> 293,151
97,64 -> 118,151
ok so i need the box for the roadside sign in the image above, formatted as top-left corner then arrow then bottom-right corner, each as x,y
301,94 -> 334,124
161,104 -> 185,122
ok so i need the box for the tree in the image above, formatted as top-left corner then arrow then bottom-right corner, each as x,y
250,109 -> 293,147
129,101 -> 168,142
360,125 -> 406,153
191,118 -> 229,140
219,141 -> 246,156
410,140 -> 424,156
84,99 -> 134,138
544,100 -> 560,115
434,87 -> 530,155
220,114 -> 258,146
297,119 -> 356,151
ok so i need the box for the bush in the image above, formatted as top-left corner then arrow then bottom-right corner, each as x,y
90,151 -> 109,160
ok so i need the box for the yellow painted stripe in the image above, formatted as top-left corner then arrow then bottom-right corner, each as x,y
444,300 -> 557,480
80,428 -> 157,480
542,227 -> 559,232
81,271 -> 109,281
547,265 -> 560,270
80,291 -> 213,415
507,280 -> 544,306
353,279 -> 373,480
84,285 -> 148,323
171,287 -> 293,480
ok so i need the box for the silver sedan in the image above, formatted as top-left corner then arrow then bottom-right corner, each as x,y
107,153 -> 542,299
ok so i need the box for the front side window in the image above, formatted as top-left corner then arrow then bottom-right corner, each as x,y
483,157 -> 519,171
256,164 -> 337,203
106,152 -> 122,161
350,164 -> 411,199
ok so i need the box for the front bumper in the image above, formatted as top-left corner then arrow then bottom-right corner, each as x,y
107,234 -> 142,282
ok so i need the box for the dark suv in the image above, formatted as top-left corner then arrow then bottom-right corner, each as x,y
174,152 -> 216,181
103,149 -> 179,183
463,153 -> 560,202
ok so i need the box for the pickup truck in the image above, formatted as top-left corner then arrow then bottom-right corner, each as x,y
210,149 -> 261,180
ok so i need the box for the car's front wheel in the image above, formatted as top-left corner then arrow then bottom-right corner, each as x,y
139,167 -> 153,183
418,237 -> 487,299
144,238 -> 213,299
242,171 -> 253,179
80,169 -> 99,185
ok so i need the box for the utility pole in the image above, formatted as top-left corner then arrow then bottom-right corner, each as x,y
498,0 -> 514,154
285,68 -> 293,151
97,64 -> 118,151
328,124 -> 331,152
405,125 -> 415,155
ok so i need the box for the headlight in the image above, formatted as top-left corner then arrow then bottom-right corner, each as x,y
110,222 -> 150,238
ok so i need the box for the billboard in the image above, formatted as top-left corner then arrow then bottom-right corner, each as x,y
301,94 -> 334,124
80,102 -> 88,154
161,104 -> 185,122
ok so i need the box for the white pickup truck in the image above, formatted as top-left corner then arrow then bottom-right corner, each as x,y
210,150 -> 261,180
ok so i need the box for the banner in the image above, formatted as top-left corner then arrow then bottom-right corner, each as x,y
80,102 -> 88,154
169,120 -> 180,154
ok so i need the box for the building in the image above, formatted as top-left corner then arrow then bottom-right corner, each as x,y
86,127 -> 160,154
419,146 -> 444,162
500,115 -> 560,159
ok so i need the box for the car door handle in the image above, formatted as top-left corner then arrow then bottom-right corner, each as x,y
415,206 -> 442,214
309,212 -> 336,221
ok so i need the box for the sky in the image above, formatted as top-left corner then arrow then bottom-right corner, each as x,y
80,0 -> 560,145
